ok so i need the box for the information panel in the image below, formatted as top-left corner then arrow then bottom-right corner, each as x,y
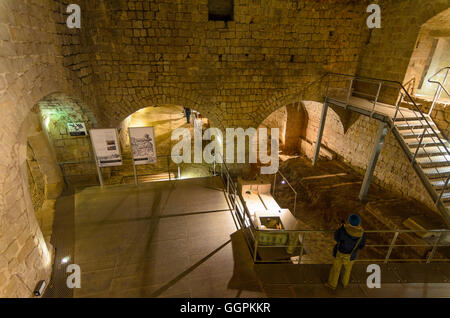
67,122 -> 88,136
90,129 -> 123,167
129,126 -> 157,165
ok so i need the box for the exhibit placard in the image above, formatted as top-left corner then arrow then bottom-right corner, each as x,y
129,126 -> 157,165
68,122 -> 88,136
90,129 -> 123,167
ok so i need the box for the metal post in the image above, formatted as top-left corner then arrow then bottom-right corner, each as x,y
384,231 -> 399,264
346,79 -> 353,106
312,100 -> 329,166
132,160 -> 138,185
253,232 -> 259,263
167,156 -> 171,181
428,69 -> 448,116
393,93 -> 403,122
213,152 -> 216,176
372,82 -> 382,116
436,174 -> 450,204
426,233 -> 442,264
412,129 -> 426,164
298,232 -> 305,265
95,161 -> 104,188
273,173 -> 277,196
233,187 -> 237,213
177,162 -> 181,179
359,122 -> 389,201
293,192 -> 297,215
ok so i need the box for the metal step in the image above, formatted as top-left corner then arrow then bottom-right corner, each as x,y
440,191 -> 450,202
424,166 -> 450,178
407,138 -> 450,148
416,155 -> 450,167
395,121 -> 437,130
394,116 -> 426,122
399,128 -> 442,139
430,178 -> 450,189
412,145 -> 450,157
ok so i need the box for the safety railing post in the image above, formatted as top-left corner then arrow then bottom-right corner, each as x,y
167,155 -> 171,181
436,174 -> 450,204
273,173 -> 277,196
253,231 -> 259,263
412,129 -> 426,164
372,82 -> 382,116
346,78 -> 353,105
298,232 -> 305,265
384,231 -> 399,264
393,93 -> 403,122
426,233 -> 442,264
233,186 -> 237,213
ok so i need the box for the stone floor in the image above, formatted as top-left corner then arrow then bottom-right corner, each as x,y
45,176 -> 450,298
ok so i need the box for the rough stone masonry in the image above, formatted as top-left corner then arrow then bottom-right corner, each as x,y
0,0 -> 449,297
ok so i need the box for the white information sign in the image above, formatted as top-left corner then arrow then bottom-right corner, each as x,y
90,129 -> 123,167
129,127 -> 157,165
67,122 -> 88,136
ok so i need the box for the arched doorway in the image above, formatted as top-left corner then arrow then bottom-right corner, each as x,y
403,8 -> 450,138
117,104 -> 214,182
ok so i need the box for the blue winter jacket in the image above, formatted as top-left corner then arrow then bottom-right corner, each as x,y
333,224 -> 366,261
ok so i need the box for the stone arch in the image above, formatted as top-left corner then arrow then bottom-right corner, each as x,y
253,74 -> 328,129
403,7 -> 450,95
0,86 -> 94,297
106,88 -> 219,129
257,101 -> 309,154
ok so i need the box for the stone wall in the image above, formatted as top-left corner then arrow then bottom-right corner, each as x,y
0,0 -> 93,297
79,0 -> 371,128
1,0 -> 449,297
37,94 -> 98,177
357,1 -> 450,82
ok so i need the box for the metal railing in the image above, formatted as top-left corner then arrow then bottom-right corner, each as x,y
216,152 -> 450,264
272,170 -> 297,214
58,154 -> 186,187
428,67 -> 450,116
326,73 -> 450,224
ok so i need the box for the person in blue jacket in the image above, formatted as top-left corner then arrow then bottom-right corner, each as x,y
325,214 -> 366,290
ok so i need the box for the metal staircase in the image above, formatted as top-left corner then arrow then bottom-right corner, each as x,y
324,67 -> 450,227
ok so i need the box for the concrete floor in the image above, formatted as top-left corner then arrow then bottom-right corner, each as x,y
73,177 -> 259,297
50,176 -> 450,298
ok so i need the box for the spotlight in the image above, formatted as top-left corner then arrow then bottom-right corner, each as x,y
281,180 -> 286,185
33,280 -> 46,297
61,256 -> 70,264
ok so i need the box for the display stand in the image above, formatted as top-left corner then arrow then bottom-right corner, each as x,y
132,160 -> 138,185
94,155 -> 104,187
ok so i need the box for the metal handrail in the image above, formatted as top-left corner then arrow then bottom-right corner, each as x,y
427,67 -> 450,117
216,151 -> 450,264
428,67 -> 450,97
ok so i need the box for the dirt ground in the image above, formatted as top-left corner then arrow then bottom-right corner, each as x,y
269,155 -> 449,264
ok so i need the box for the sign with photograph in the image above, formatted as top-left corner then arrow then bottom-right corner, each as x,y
90,129 -> 123,167
129,127 -> 157,165
67,122 -> 88,136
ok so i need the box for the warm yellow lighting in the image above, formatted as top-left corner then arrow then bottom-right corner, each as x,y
44,116 -> 50,129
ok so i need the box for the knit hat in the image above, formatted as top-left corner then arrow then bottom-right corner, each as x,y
348,214 -> 361,226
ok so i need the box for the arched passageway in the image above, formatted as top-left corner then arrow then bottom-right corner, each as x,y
116,104 -> 214,182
